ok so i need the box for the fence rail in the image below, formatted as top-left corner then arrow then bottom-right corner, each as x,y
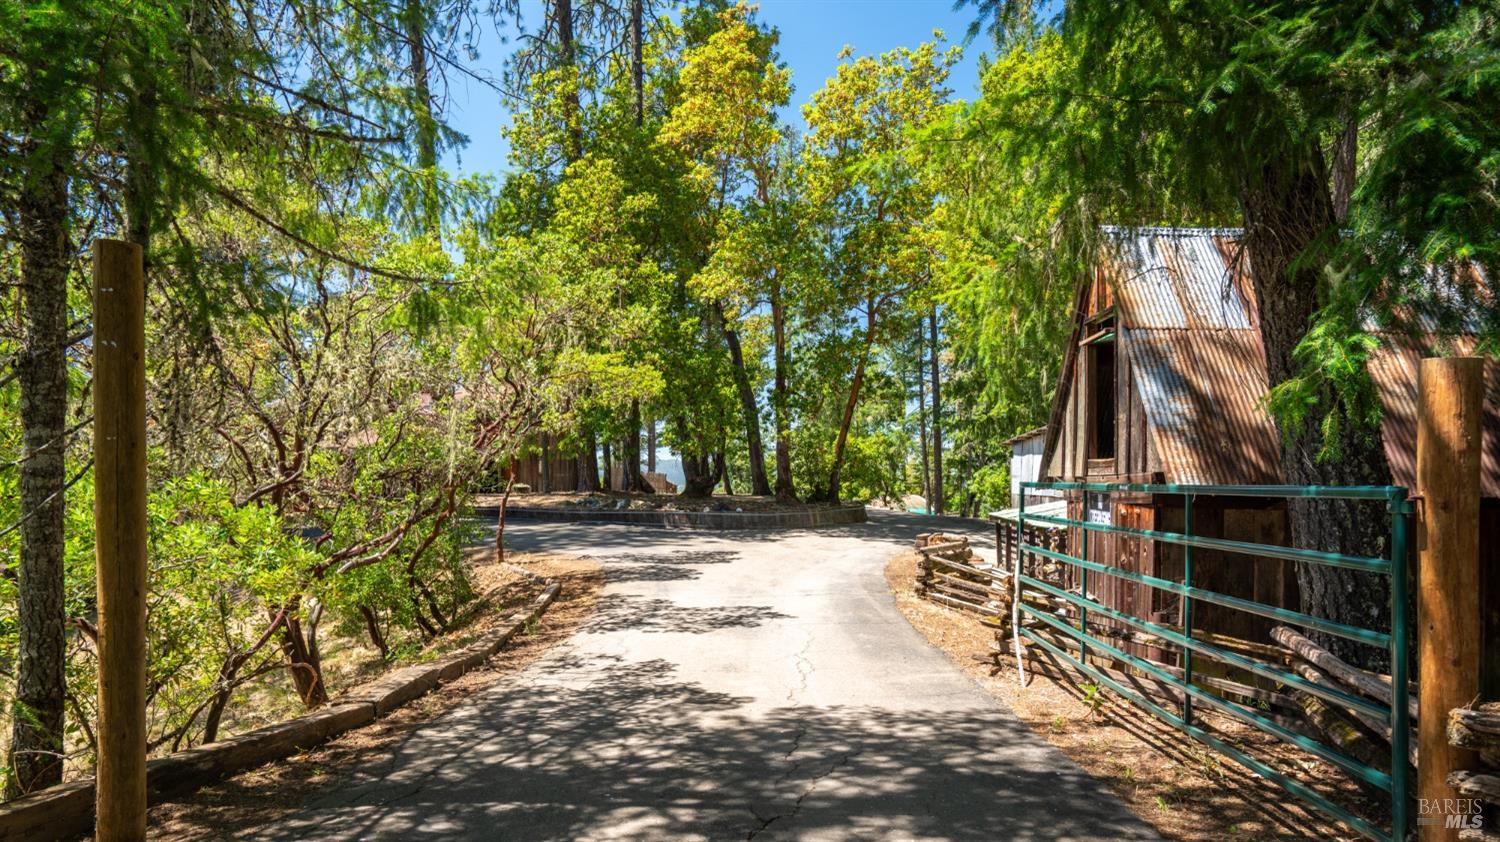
1016,481 -> 1411,842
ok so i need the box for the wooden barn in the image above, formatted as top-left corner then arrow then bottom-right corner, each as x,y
1033,226 -> 1500,654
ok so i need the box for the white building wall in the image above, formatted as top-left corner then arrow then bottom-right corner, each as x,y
1009,434 -> 1045,507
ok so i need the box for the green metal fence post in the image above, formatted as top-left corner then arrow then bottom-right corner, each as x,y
1018,479 -> 1405,842
1080,496 -> 1090,668
1389,493 -> 1412,842
1182,492 -> 1195,727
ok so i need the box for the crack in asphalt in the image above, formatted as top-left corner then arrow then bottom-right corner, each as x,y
745,751 -> 859,841
786,633 -> 813,704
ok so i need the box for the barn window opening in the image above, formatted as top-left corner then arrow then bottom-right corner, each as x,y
1088,332 -> 1116,460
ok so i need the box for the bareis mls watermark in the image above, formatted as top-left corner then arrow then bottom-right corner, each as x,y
1416,798 -> 1483,830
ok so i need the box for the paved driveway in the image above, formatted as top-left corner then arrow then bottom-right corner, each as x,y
259,510 -> 1156,841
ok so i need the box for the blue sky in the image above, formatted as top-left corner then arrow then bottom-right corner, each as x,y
442,1 -> 988,177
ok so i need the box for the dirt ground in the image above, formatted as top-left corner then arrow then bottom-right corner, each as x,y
142,552 -> 603,840
475,489 -> 848,513
884,551 -> 1380,842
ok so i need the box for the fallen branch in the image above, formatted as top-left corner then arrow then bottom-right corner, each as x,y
1271,626 -> 1416,720
1289,661 -> 1417,767
1288,688 -> 1391,786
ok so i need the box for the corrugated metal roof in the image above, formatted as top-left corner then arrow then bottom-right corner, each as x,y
1001,426 -> 1047,447
1092,226 -> 1497,494
1102,227 -> 1255,330
1124,327 -> 1282,485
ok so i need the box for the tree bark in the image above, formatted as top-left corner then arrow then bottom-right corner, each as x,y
278,612 -> 327,708
576,430 -> 600,491
646,416 -> 656,473
1239,152 -> 1394,671
554,0 -> 582,161
630,0 -> 644,126
716,304 -> 771,495
1329,107 -> 1357,226
404,0 -> 441,234
828,310 -> 878,502
495,473 -> 515,564
916,325 -> 930,507
770,288 -> 796,500
540,435 -> 553,493
676,418 -> 721,498
929,306 -> 944,515
8,104 -> 71,798
623,401 -> 649,491
359,605 -> 390,660
718,451 -> 733,495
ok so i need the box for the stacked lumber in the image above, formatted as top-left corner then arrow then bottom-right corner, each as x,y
914,533 -> 1008,620
1449,702 -> 1500,841
1270,626 -> 1418,778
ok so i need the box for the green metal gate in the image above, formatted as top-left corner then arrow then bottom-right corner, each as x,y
1016,481 -> 1411,841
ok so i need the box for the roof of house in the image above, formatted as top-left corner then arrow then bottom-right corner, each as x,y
1048,226 -> 1500,496
1001,426 -> 1047,447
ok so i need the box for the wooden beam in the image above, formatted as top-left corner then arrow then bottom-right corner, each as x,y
1417,356 -> 1484,842
93,240 -> 147,842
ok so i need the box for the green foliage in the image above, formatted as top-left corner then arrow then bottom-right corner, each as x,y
960,1 -> 1498,462
6,0 -> 1485,786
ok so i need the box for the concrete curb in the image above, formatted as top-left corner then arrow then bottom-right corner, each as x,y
0,580 -> 562,842
480,503 -> 868,530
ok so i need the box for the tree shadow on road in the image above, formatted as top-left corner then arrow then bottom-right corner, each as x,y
595,550 -> 741,584
229,656 -> 1157,842
585,593 -> 790,634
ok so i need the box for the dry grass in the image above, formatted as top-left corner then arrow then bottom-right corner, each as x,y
142,551 -> 603,840
885,551 -> 1380,842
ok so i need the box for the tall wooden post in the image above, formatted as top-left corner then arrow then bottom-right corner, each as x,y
93,239 -> 147,842
1416,356 -> 1483,841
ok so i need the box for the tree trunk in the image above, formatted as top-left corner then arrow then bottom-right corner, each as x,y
1330,107 -> 1357,226
916,328 -> 930,507
828,311 -> 878,502
681,452 -> 719,498
718,451 -> 733,495
404,0 -> 441,234
770,290 -> 796,500
278,613 -> 327,708
359,605 -> 390,659
630,0 -> 644,126
540,435 -> 553,493
7,107 -> 71,798
676,418 -> 721,498
929,306 -> 944,515
554,0 -> 582,161
623,401 -> 649,491
646,417 -> 656,473
576,430 -> 600,492
495,474 -> 515,564
1239,152 -> 1394,671
716,304 -> 772,495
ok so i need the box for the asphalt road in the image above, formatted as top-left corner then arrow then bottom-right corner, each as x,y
256,510 -> 1157,841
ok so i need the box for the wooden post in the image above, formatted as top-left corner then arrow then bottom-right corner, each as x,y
1416,356 -> 1483,842
93,239 -> 147,842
